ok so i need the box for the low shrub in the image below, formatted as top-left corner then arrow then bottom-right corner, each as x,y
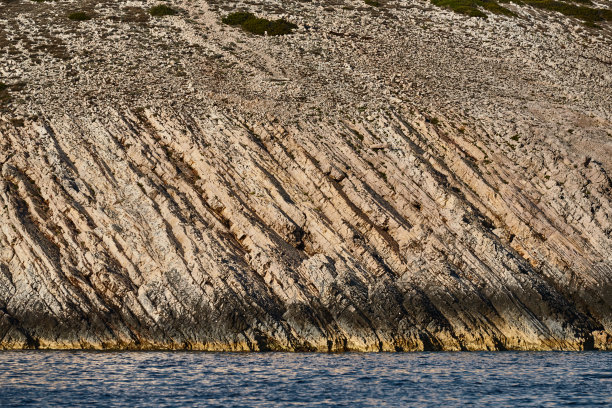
519,0 -> 612,23
243,18 -> 297,36
222,12 -> 297,36
431,0 -> 611,22
68,12 -> 91,21
0,83 -> 10,105
149,4 -> 178,17
431,0 -> 517,17
222,11 -> 254,25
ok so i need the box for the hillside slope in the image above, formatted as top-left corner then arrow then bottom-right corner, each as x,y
0,0 -> 610,350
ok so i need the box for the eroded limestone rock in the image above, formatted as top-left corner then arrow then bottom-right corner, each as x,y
0,0 -> 610,350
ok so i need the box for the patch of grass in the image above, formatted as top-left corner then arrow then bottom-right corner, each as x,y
222,12 -> 297,36
431,0 -> 516,17
432,0 -> 486,17
222,11 -> 254,25
244,18 -> 297,36
149,4 -> 178,17
0,83 -> 10,106
68,12 -> 91,21
518,0 -> 612,24
430,0 -> 612,23
10,118 -> 24,127
484,1 -> 517,15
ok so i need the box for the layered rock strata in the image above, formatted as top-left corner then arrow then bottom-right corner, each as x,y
0,0 -> 610,350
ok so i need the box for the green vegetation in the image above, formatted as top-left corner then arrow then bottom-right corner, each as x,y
149,4 -> 178,17
222,12 -> 297,36
430,0 -> 612,23
68,12 -> 91,21
431,0 -> 515,17
242,18 -> 297,36
10,118 -> 24,127
0,83 -> 10,106
521,0 -> 612,24
221,12 -> 253,25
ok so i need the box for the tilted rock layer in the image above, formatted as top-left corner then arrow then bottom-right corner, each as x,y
0,0 -> 611,350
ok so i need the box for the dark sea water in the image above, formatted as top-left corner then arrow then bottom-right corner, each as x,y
0,351 -> 610,407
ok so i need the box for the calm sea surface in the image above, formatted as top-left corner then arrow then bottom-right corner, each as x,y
0,351 -> 610,407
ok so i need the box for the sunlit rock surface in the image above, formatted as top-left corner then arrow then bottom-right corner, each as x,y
0,0 -> 610,350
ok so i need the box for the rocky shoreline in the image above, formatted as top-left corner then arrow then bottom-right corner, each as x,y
0,0 -> 610,350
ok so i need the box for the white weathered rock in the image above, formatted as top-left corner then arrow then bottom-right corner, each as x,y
0,0 -> 610,351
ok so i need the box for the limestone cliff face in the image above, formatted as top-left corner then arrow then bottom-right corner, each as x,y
0,0 -> 611,350
1,108 -> 610,351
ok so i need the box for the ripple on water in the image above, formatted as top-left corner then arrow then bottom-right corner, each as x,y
0,352 -> 610,407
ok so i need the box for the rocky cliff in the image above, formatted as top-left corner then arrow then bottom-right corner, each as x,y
0,0 -> 611,350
